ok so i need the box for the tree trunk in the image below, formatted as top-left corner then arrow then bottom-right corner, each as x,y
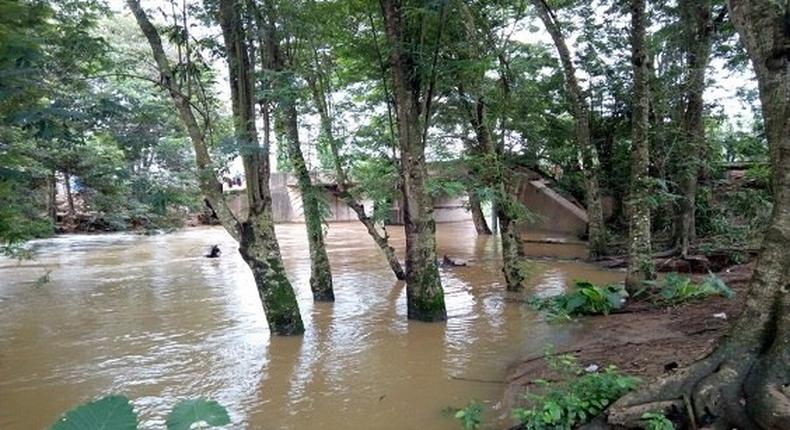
468,190 -> 492,235
675,0 -> 714,257
379,0 -> 446,321
625,0 -> 655,292
281,107 -> 335,301
531,0 -> 607,259
255,0 -> 334,302
48,171 -> 57,225
129,0 -> 305,335
455,1 -> 525,290
607,1 -> 789,428
64,172 -> 75,220
307,72 -> 406,280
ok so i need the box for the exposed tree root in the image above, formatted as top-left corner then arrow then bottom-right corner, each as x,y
606,341 -> 789,430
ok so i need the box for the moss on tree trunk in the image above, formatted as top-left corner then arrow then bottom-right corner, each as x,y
380,0 -> 447,322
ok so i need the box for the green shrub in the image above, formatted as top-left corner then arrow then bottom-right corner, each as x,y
641,412 -> 675,430
528,281 -> 628,321
512,352 -> 639,430
453,401 -> 484,430
644,272 -> 734,305
50,395 -> 230,430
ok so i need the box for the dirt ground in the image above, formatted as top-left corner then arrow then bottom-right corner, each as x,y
504,263 -> 755,411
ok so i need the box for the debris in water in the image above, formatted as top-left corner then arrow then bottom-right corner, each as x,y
712,312 -> 727,320
442,255 -> 467,267
205,245 -> 221,258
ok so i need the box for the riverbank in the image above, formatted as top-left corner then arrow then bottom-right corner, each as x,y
503,263 -> 753,420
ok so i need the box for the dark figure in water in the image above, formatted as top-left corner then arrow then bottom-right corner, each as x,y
441,255 -> 467,267
205,245 -> 221,258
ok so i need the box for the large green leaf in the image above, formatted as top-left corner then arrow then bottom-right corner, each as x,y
166,399 -> 230,430
50,395 -> 138,430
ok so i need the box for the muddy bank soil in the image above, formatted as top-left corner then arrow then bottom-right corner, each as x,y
504,263 -> 754,412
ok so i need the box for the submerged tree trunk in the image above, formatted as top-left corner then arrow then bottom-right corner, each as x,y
608,1 -> 790,428
625,0 -> 655,292
306,72 -> 406,280
256,0 -> 334,302
531,0 -> 607,259
128,0 -> 304,335
380,0 -> 446,321
468,190 -> 492,235
675,0 -> 714,257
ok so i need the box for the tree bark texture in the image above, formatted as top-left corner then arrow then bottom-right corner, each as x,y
47,171 -> 57,224
379,0 -> 446,321
468,190 -> 492,235
607,1 -> 789,428
625,0 -> 656,292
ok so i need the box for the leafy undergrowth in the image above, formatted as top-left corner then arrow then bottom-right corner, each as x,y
50,395 -> 230,430
511,352 -> 639,430
641,411 -> 676,430
528,281 -> 628,321
449,401 -> 484,430
640,272 -> 735,305
448,350 -> 639,430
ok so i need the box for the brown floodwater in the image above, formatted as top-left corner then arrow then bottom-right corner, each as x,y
0,221 -> 623,430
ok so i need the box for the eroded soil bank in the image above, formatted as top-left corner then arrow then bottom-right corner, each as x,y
504,263 -> 753,415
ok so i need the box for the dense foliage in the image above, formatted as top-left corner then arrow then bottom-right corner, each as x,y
511,352 -> 639,430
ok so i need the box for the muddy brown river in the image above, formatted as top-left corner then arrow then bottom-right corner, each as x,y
0,221 -> 623,429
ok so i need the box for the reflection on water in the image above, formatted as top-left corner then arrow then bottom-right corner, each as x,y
0,222 -> 622,429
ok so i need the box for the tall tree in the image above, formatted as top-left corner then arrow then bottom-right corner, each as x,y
303,48 -> 406,280
252,0 -> 335,302
452,0 -> 526,291
674,0 -> 715,257
625,0 -> 655,291
379,0 -> 447,321
530,0 -> 607,259
609,1 -> 790,428
127,0 -> 305,335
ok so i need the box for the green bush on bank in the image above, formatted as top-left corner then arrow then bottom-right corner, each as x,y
528,281 -> 628,321
642,272 -> 734,305
511,352 -> 639,430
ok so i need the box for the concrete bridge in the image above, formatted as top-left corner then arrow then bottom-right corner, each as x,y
225,169 -> 591,238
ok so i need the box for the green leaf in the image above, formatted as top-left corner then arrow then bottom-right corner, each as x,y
50,395 -> 137,430
565,294 -> 587,313
166,399 -> 230,430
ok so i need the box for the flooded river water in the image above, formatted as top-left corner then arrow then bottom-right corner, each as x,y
0,221 -> 623,429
